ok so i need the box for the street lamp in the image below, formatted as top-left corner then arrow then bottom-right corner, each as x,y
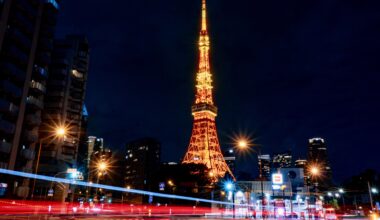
310,166 -> 320,177
31,126 -> 66,199
368,182 -> 378,212
307,165 -> 320,219
167,180 -> 174,187
225,181 -> 235,218
98,162 -> 107,172
237,139 -> 248,149
338,188 -> 346,211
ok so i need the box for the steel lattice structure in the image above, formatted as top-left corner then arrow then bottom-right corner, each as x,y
182,0 -> 234,181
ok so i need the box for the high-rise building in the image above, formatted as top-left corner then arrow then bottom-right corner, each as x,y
182,0 -> 233,181
223,148 -> 236,175
125,138 -> 160,204
272,151 -> 292,169
38,35 -> 89,200
0,0 -> 59,198
88,148 -> 112,185
87,146 -> 115,202
77,105 -> 89,179
258,154 -> 271,180
307,137 -> 332,187
295,159 -> 307,169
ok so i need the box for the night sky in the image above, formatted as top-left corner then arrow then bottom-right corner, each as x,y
56,1 -> 380,182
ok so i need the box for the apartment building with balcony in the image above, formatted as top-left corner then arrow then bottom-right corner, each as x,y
0,0 -> 59,198
38,35 -> 89,201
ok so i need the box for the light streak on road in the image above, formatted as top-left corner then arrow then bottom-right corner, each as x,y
0,168 -> 242,206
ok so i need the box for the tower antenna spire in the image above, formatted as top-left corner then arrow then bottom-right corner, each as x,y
201,0 -> 207,31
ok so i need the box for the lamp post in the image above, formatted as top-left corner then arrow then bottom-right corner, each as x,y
95,161 -> 108,202
368,182 -> 378,213
235,137 -> 264,218
31,126 -> 66,199
308,165 -> 320,220
338,188 -> 346,211
225,182 -> 235,218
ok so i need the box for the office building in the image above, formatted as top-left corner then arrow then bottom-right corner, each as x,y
76,104 -> 88,179
295,159 -> 307,169
0,0 -> 59,198
272,151 -> 292,169
88,148 -> 112,185
38,35 -> 89,200
125,138 -> 160,203
258,154 -> 271,180
85,135 -> 103,175
307,137 -> 333,188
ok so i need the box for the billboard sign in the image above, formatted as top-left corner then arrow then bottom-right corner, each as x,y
272,173 -> 283,185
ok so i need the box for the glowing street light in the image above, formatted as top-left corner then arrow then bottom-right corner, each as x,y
339,188 -> 344,194
31,125 -> 67,198
225,182 -> 234,191
56,127 -> 66,136
237,139 -> 248,149
167,180 -> 174,186
310,166 -> 320,176
98,162 -> 107,171
224,181 -> 236,217
372,188 -> 378,194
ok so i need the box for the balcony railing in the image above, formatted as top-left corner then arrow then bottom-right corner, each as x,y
25,114 -> 41,126
21,148 -> 35,160
47,91 -> 64,97
71,69 -> 84,79
0,99 -> 18,115
42,113 -> 61,120
24,129 -> 38,143
26,96 -> 44,109
44,101 -> 63,109
30,80 -> 46,93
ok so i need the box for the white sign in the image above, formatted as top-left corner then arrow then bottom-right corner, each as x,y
67,168 -> 77,174
272,173 -> 283,185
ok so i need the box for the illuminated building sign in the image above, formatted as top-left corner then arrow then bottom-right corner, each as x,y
272,173 -> 283,185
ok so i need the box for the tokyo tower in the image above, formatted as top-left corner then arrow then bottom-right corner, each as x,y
182,0 -> 234,180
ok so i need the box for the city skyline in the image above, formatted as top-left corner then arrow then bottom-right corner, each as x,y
55,0 -> 380,182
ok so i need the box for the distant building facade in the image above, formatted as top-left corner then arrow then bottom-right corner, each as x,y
125,138 -> 160,203
0,0 -> 59,198
272,151 -> 292,169
38,35 -> 89,200
258,154 -> 271,180
77,105 -> 88,179
295,159 -> 307,169
307,137 -> 333,188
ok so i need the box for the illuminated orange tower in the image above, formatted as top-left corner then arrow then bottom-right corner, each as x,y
182,0 -> 234,180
